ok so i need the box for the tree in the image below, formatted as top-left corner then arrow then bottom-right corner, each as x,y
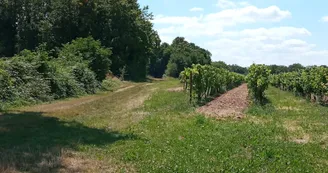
288,63 -> 305,72
165,37 -> 211,77
229,64 -> 248,74
212,61 -> 229,70
0,0 -> 159,80
268,65 -> 289,74
149,43 -> 171,78
58,37 -> 112,81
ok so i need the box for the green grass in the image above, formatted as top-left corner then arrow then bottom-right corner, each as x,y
1,80 -> 328,172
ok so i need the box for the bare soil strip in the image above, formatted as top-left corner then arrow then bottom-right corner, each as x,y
197,84 -> 248,119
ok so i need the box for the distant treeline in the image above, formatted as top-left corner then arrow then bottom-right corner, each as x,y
211,61 -> 327,75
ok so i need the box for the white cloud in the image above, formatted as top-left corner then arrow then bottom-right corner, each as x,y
205,6 -> 291,23
219,27 -> 311,40
205,37 -> 324,66
160,35 -> 175,44
154,5 -> 291,26
153,2 -> 328,66
189,7 -> 204,12
321,16 -> 328,22
153,15 -> 200,25
216,0 -> 250,9
154,5 -> 291,39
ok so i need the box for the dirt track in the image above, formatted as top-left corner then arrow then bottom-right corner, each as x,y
22,85 -> 136,113
197,84 -> 248,119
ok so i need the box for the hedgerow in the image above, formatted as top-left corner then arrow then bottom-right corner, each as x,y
0,37 -> 113,110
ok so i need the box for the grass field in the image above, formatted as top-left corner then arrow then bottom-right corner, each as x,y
0,79 -> 327,172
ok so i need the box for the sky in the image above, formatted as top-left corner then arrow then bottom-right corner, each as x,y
138,0 -> 328,66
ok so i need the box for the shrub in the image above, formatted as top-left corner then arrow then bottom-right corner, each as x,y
165,63 -> 178,77
59,37 -> 112,81
46,62 -> 85,99
0,61 -> 13,108
246,64 -> 271,104
0,57 -> 52,109
72,64 -> 99,94
101,78 -> 121,91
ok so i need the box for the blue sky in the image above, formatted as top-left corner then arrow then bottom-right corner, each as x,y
139,0 -> 328,66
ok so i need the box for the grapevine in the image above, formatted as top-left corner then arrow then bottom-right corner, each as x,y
270,66 -> 328,103
180,64 -> 244,102
246,64 -> 271,104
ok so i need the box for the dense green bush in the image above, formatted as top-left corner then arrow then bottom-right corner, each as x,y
0,61 -> 13,108
165,63 -> 179,77
0,37 -> 114,110
0,56 -> 52,109
46,62 -> 85,99
72,64 -> 99,94
59,37 -> 112,81
246,64 -> 271,104
101,78 -> 122,92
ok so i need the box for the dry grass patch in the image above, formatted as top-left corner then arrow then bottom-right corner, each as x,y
59,151 -> 136,173
167,87 -> 184,92
283,120 -> 311,144
247,116 -> 271,125
277,106 -> 302,111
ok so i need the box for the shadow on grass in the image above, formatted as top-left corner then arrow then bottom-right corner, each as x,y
0,111 -> 136,172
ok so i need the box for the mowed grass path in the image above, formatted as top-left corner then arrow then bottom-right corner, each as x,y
0,79 -> 327,172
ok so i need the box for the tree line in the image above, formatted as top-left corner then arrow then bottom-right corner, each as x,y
0,0 -> 158,80
0,0 -> 213,80
0,0 -> 214,109
150,37 -> 212,78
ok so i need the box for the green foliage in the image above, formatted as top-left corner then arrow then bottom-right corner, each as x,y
229,64 -> 248,75
165,37 -> 212,78
47,63 -> 85,99
212,61 -> 248,75
0,56 -> 52,110
101,78 -> 121,92
0,0 -> 160,80
212,61 -> 229,70
180,64 -> 244,102
0,38 -> 108,109
59,37 -> 112,81
246,64 -> 271,103
165,62 -> 178,77
288,63 -> 305,72
267,63 -> 305,74
271,66 -> 328,103
267,65 -> 289,74
72,64 -> 99,94
119,66 -> 127,81
149,43 -> 171,78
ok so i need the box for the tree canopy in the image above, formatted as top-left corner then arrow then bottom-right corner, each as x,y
0,0 -> 160,80
212,61 -> 248,75
164,37 -> 212,78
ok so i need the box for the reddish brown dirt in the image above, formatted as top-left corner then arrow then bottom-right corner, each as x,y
197,84 -> 248,119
